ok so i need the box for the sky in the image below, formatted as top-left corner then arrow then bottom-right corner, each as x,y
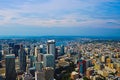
0,0 -> 120,37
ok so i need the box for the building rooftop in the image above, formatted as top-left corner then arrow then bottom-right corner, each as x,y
47,40 -> 55,43
5,54 -> 15,58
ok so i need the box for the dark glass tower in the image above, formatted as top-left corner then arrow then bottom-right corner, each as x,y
78,59 -> 86,75
5,54 -> 16,80
18,44 -> 26,72
14,44 -> 20,57
0,45 -> 2,61
0,45 -> 2,68
47,40 -> 56,55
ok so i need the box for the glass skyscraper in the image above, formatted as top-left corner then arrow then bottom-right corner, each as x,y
18,44 -> 26,72
5,54 -> 16,80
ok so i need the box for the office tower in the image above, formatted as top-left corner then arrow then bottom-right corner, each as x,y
77,59 -> 86,75
25,47 -> 30,55
37,53 -> 44,62
0,52 -> 2,68
9,47 -> 14,54
55,48 -> 58,59
30,49 -> 34,56
47,40 -> 55,55
30,55 -> 37,67
2,44 -> 9,55
18,44 -> 26,72
35,62 -> 43,71
0,44 -> 2,50
43,54 -> 55,68
40,45 -> 46,54
0,45 -> 2,61
0,45 -> 2,68
60,45 -> 64,55
35,71 -> 45,80
35,46 -> 40,57
8,42 -> 14,48
22,65 -> 33,80
29,67 -> 36,77
43,67 -> 54,80
5,54 -> 16,80
14,44 -> 20,57
30,55 -> 34,67
35,67 -> 54,80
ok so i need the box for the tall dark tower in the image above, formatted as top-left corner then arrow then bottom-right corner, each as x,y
18,44 -> 26,72
14,44 -> 20,57
0,45 -> 2,61
0,45 -> 2,68
5,54 -> 16,80
60,45 -> 64,55
47,40 -> 55,55
78,59 -> 86,75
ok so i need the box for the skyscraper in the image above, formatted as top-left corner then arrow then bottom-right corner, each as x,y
35,67 -> 54,80
40,44 -> 46,54
35,62 -> 43,71
35,46 -> 40,57
60,45 -> 64,55
77,59 -> 86,75
5,54 -> 16,80
47,40 -> 55,55
18,44 -> 26,72
14,44 -> 20,57
22,65 -> 33,80
43,54 -> 55,68
0,45 -> 2,61
37,53 -> 44,62
30,55 -> 36,67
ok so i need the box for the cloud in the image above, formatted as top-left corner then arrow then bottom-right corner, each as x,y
0,0 -> 120,28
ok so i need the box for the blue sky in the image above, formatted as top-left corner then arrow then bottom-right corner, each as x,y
0,0 -> 120,36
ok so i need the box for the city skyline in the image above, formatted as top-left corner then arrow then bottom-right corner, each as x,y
0,0 -> 120,36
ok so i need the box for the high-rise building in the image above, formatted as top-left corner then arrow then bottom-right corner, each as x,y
0,44 -> 2,50
18,44 -> 26,72
55,48 -> 58,59
40,45 -> 46,54
22,65 -> 33,80
60,45 -> 64,55
0,45 -> 2,61
35,71 -> 45,80
35,67 -> 54,80
37,53 -> 44,62
43,54 -> 55,68
47,40 -> 55,55
35,46 -> 40,57
8,43 -> 14,48
35,62 -> 43,71
77,59 -> 86,75
2,44 -> 9,55
30,55 -> 36,67
9,47 -> 14,54
25,47 -> 30,55
14,44 -> 20,57
5,54 -> 16,80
